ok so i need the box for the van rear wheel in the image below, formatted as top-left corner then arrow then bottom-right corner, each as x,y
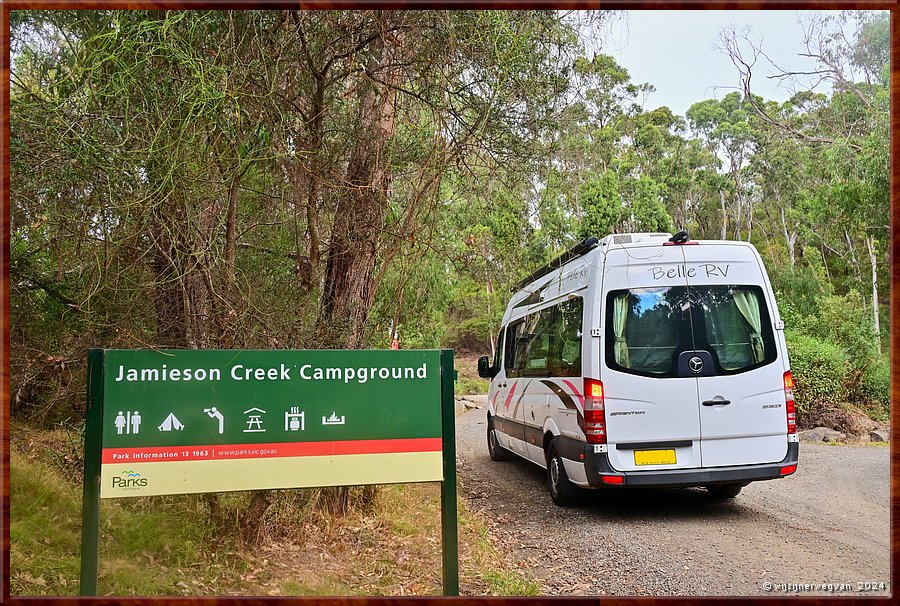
546,439 -> 580,507
487,416 -> 511,461
706,483 -> 743,499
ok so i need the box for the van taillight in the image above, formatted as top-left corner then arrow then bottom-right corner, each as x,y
784,371 -> 797,434
581,378 -> 606,444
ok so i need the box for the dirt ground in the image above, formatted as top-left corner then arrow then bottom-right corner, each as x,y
455,407 -> 891,597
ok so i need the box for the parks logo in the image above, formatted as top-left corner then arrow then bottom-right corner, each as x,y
112,470 -> 147,489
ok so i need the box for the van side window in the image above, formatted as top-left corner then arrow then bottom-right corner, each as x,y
553,299 -> 583,376
505,321 -> 524,371
507,298 -> 583,378
522,311 -> 552,374
493,329 -> 504,370
510,313 -> 542,376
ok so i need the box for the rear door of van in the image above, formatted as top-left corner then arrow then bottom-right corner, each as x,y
601,244 -> 703,472
681,244 -> 789,467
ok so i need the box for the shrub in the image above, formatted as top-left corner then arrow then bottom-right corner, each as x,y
785,331 -> 848,423
456,376 -> 489,395
768,248 -> 833,324
793,290 -> 879,374
854,358 -> 890,421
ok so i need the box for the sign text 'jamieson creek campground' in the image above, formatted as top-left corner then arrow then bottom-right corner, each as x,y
94,349 -> 445,498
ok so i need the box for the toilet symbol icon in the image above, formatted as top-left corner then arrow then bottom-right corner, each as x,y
114,410 -> 141,435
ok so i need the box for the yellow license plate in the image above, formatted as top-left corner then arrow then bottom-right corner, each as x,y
634,449 -> 677,466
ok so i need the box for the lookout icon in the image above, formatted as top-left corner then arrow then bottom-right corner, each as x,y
204,407 -> 225,434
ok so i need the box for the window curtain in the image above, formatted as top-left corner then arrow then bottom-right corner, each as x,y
733,290 -> 764,363
613,294 -> 630,367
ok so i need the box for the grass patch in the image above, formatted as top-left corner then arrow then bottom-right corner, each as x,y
10,449 -> 83,595
484,571 -> 541,596
817,440 -> 889,447
10,447 -> 247,596
278,579 -> 355,596
11,422 -> 535,596
456,377 -> 489,395
369,483 -> 539,595
253,483 -> 539,596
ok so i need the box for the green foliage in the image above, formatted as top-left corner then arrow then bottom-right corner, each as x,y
622,176 -> 671,232
782,287 -> 883,420
577,171 -> 620,238
784,331 -> 848,420
850,12 -> 890,85
768,248 -> 833,326
792,290 -> 879,373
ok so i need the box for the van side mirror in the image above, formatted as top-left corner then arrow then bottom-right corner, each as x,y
477,355 -> 498,379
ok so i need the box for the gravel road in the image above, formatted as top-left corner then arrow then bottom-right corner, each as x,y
455,406 -> 891,597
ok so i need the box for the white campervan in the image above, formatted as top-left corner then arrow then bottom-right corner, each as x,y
478,231 -> 799,505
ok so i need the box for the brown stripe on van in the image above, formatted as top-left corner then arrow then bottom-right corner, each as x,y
541,380 -> 585,427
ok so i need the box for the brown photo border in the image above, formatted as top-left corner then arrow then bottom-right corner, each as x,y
1,0 -> 896,604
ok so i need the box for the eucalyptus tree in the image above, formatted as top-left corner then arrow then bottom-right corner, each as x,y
720,10 -> 889,340
686,92 -> 758,240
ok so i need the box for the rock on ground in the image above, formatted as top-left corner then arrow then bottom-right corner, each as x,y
800,427 -> 847,443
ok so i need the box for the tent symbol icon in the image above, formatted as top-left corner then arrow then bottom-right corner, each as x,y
158,413 -> 184,431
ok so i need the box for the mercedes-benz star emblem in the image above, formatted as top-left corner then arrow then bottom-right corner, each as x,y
689,357 -> 704,373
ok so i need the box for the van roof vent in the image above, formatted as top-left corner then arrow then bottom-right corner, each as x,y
600,232 -> 672,247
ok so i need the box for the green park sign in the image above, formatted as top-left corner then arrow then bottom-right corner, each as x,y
97,349 -> 443,496
81,348 -> 458,595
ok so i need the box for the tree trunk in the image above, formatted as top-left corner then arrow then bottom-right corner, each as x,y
484,245 -> 495,359
184,196 -> 220,349
240,490 -> 276,545
151,245 -> 189,347
317,12 -> 403,514
296,76 -> 325,293
320,14 -> 401,349
746,197 -> 753,241
780,206 -> 797,269
719,190 -> 728,239
865,235 -> 880,352
733,191 -> 742,241
225,174 -> 241,285
820,243 -> 831,281
844,228 -> 859,272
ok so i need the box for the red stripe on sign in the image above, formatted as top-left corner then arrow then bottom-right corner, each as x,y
102,437 -> 442,464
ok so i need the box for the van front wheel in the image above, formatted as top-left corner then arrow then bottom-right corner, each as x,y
546,439 -> 580,507
487,416 -> 511,461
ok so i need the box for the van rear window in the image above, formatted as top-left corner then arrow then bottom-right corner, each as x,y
605,285 -> 776,378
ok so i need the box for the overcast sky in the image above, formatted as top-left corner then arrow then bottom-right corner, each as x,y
602,10 -> 834,117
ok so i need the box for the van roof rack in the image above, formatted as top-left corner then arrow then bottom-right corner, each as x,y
511,236 -> 599,292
